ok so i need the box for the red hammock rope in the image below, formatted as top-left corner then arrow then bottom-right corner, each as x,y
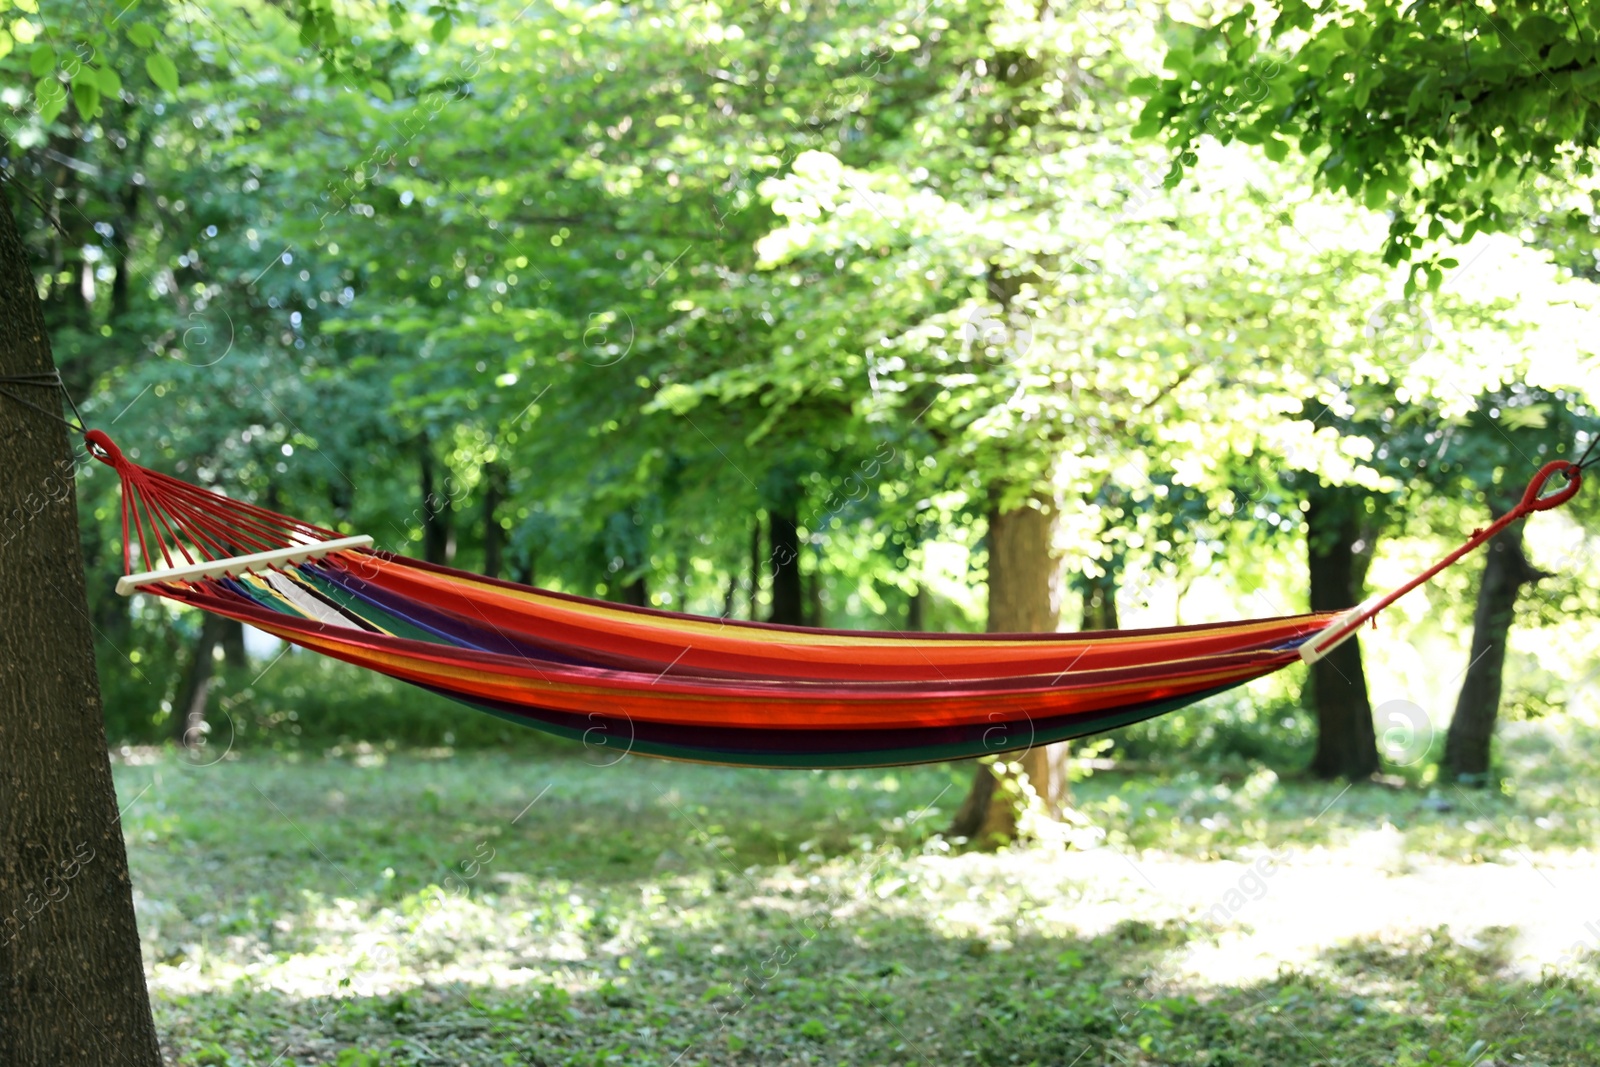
1299,458 -> 1583,662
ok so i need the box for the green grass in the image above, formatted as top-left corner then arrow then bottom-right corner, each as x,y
117,730 -> 1600,1066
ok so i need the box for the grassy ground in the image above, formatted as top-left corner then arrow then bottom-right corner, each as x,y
118,723 -> 1600,1066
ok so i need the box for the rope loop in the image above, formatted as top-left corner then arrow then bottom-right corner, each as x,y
1521,459 -> 1582,514
84,429 -> 124,467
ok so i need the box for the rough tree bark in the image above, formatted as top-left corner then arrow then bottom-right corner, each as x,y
1305,485 -> 1380,780
768,507 -> 804,626
1443,505 -> 1545,784
0,185 -> 162,1064
949,498 -> 1064,844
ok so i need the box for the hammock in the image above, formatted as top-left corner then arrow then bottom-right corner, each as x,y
85,430 -> 1584,769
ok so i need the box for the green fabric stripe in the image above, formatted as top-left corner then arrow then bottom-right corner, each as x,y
294,569 -> 455,643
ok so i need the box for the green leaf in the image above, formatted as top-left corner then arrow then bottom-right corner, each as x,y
1162,46 -> 1195,74
1262,136 -> 1288,162
125,22 -> 158,49
98,64 -> 123,97
145,51 -> 178,93
370,79 -> 394,103
29,43 -> 55,77
1516,14 -> 1563,46
1303,45 -> 1336,77
35,77 -> 66,124
0,30 -> 12,61
1129,113 -> 1162,139
430,14 -> 453,43
71,72 -> 100,119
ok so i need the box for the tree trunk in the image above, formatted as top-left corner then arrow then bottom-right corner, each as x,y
171,615 -> 224,747
0,186 -> 162,1065
82,509 -> 131,652
219,618 -> 248,671
419,442 -> 454,566
1081,573 -> 1119,631
1305,486 -> 1380,780
949,498 -> 1063,845
907,586 -> 926,632
482,460 -> 507,579
804,547 -> 824,628
1442,507 -> 1544,784
748,514 -> 763,620
619,577 -> 649,607
768,508 -> 803,625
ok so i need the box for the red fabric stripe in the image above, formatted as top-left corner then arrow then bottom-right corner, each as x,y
334,554 -> 1329,682
164,580 -> 1304,731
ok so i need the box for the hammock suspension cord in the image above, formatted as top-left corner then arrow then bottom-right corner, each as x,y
1300,457 -> 1584,662
0,370 -> 87,435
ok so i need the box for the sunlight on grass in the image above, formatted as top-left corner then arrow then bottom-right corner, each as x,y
117,726 -> 1600,1066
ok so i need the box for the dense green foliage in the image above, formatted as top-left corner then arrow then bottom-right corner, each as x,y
1134,0 -> 1600,284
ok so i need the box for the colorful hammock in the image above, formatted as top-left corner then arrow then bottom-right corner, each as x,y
86,430 -> 1584,769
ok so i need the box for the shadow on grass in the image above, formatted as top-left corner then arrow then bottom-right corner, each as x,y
116,747 -> 1600,1065
155,915 -> 1599,1067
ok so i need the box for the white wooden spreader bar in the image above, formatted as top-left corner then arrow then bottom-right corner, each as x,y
116,535 -> 374,596
1298,595 -> 1382,664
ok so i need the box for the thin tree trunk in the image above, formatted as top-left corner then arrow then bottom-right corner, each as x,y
82,508 -> 131,651
482,460 -> 507,579
1081,574 -> 1119,631
619,577 -> 649,606
748,514 -> 763,620
1306,486 -> 1380,780
949,497 -> 1063,844
768,508 -> 803,625
907,586 -> 926,632
419,442 -> 454,566
1443,506 -> 1544,784
219,618 -> 248,671
0,184 -> 162,1065
171,615 -> 224,747
804,546 -> 824,628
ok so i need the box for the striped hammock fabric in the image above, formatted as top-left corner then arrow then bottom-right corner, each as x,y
85,430 -> 1584,769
